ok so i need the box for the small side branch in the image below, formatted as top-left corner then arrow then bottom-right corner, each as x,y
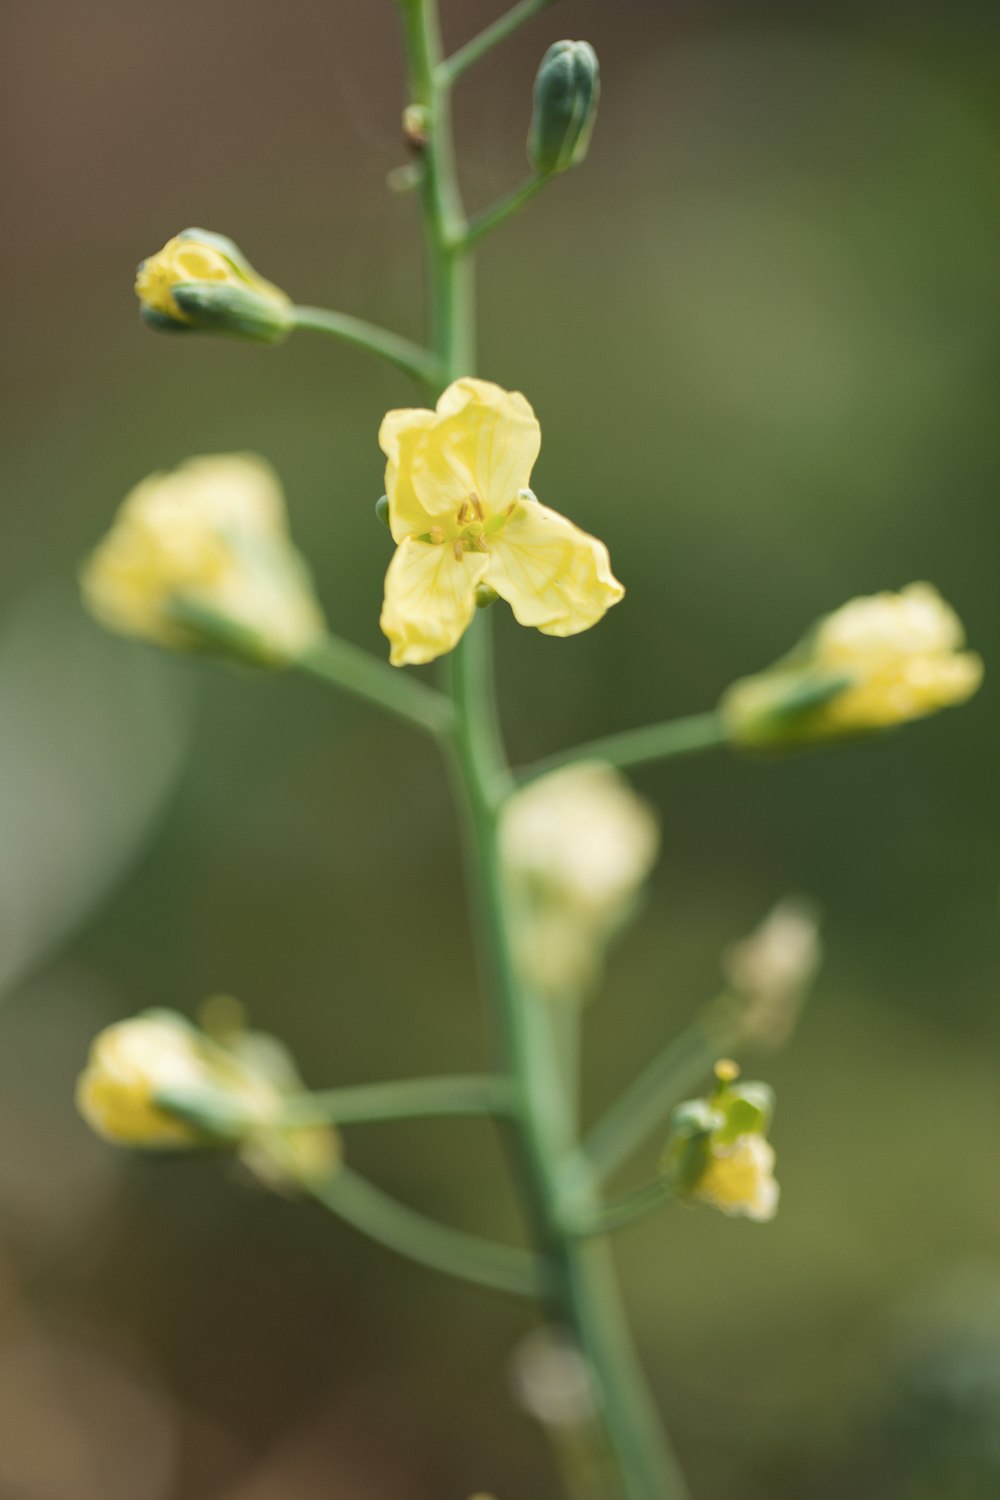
291,305 -> 443,387
298,634 -> 455,738
310,1165 -> 550,1298
280,1073 -> 517,1128
439,0 -> 557,87
584,1022 -> 726,1182
570,1180 -> 676,1239
459,176 -> 548,250
518,709 -> 729,784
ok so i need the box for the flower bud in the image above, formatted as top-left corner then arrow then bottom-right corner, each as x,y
135,229 -> 292,343
662,1063 -> 779,1222
80,454 -> 326,667
528,41 -> 600,177
721,583 -> 982,748
500,762 -> 659,1002
77,1008 -> 339,1189
716,897 -> 821,1049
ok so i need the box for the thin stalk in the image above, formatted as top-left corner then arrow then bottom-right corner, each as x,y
310,1165 -> 548,1298
396,3 -> 693,1493
291,305 -> 442,385
280,1073 -> 516,1127
585,1022 -> 726,1184
298,633 -> 454,736
462,176 -> 547,249
520,710 -> 729,783
572,1180 -> 676,1239
440,0 -> 557,86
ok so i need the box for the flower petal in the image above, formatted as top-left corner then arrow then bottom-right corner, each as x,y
487,501 -> 624,637
380,536 -> 488,667
379,406 -> 439,542
412,379 -> 541,517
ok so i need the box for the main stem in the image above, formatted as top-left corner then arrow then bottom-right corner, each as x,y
398,6 -> 690,1495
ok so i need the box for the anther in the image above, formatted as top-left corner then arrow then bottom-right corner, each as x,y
429,525 -> 444,544
453,539 -> 464,561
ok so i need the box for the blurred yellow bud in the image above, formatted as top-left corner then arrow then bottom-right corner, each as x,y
76,1008 -> 339,1189
76,1008 -> 262,1146
500,762 -> 659,1001
663,1073 -> 779,1222
720,897 -> 821,1048
721,583 -> 982,747
693,1133 -> 779,1223
135,228 -> 291,342
80,454 -> 326,666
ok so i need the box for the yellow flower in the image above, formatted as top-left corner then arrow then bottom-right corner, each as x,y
77,1009 -> 339,1188
80,454 -> 325,665
722,583 -> 982,746
135,228 -> 291,341
378,378 -> 624,666
693,1134 -> 779,1223
663,1064 -> 779,1222
500,762 -> 659,1001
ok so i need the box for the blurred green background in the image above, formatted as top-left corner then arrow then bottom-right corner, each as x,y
2,1 -> 1000,1496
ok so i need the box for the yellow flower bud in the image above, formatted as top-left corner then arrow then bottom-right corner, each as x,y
76,1012 -> 253,1149
80,454 -> 326,665
77,1009 -> 340,1190
719,897 -> 821,1049
500,762 -> 659,1001
721,583 -> 982,747
135,229 -> 291,342
693,1133 -> 779,1222
663,1071 -> 779,1222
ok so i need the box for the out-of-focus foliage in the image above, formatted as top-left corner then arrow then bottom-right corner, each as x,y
2,1 -> 999,1497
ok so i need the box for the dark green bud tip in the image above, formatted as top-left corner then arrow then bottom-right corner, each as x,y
528,40 -> 600,177
375,494 -> 391,529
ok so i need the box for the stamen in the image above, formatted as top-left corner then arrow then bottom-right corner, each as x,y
473,535 -> 489,552
457,499 -> 474,525
471,494 -> 485,521
429,525 -> 444,544
453,539 -> 464,561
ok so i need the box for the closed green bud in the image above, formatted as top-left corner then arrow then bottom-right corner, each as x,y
528,41 -> 600,177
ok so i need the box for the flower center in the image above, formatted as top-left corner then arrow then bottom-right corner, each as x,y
427,492 -> 519,561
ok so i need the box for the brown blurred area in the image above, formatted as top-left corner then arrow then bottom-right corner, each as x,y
2,1 -> 1000,1496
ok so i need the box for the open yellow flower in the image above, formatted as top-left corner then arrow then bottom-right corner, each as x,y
378,378 -> 624,666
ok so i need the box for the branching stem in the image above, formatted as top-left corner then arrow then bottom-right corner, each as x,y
440,0 -> 557,86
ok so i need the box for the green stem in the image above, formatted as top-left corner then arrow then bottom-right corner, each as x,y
573,1180 -> 676,1239
291,305 -> 442,386
462,176 -> 548,249
396,3 -> 692,1493
585,1021 -> 726,1184
440,0 -> 557,86
520,709 -> 729,783
280,1073 -> 516,1127
310,1165 -> 547,1298
298,633 -> 454,736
